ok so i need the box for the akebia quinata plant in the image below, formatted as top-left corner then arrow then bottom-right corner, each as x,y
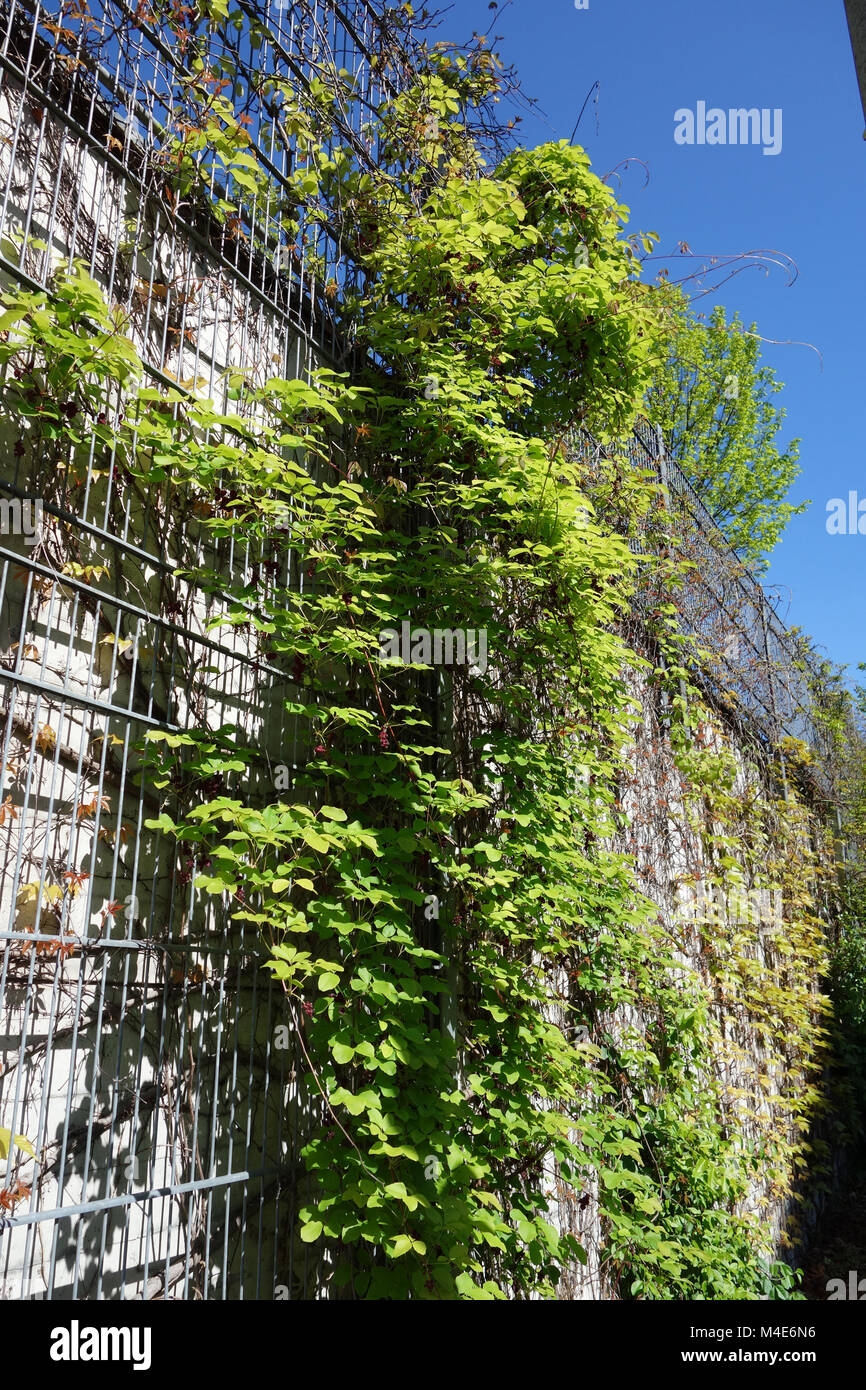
0,12 -> 830,1302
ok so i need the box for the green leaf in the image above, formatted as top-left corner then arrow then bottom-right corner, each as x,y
303,830 -> 331,853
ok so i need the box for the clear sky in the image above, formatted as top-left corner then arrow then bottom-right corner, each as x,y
441,0 -> 866,683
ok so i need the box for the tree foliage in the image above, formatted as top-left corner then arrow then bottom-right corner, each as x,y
646,285 -> 805,569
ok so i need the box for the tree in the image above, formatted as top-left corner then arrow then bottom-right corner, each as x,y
645,284 -> 805,570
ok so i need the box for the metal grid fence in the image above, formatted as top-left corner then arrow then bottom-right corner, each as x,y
656,422 -> 829,765
0,0 -> 396,1302
0,0 -> 831,1303
575,417 -> 829,774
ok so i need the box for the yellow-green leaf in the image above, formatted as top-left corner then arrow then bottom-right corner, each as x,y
0,1127 -> 35,1160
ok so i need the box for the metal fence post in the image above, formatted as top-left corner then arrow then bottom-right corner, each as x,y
759,603 -> 790,801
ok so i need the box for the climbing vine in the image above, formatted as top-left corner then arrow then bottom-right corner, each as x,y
0,1 -> 842,1301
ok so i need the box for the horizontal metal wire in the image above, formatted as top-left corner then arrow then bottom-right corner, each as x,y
8,1168 -> 253,1226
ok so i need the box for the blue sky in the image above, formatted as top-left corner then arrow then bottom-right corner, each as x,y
444,0 -> 866,683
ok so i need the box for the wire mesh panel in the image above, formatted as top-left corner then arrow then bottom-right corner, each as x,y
0,0 -> 398,1301
571,416 -> 826,773
661,441 -> 829,768
0,0 -> 400,374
